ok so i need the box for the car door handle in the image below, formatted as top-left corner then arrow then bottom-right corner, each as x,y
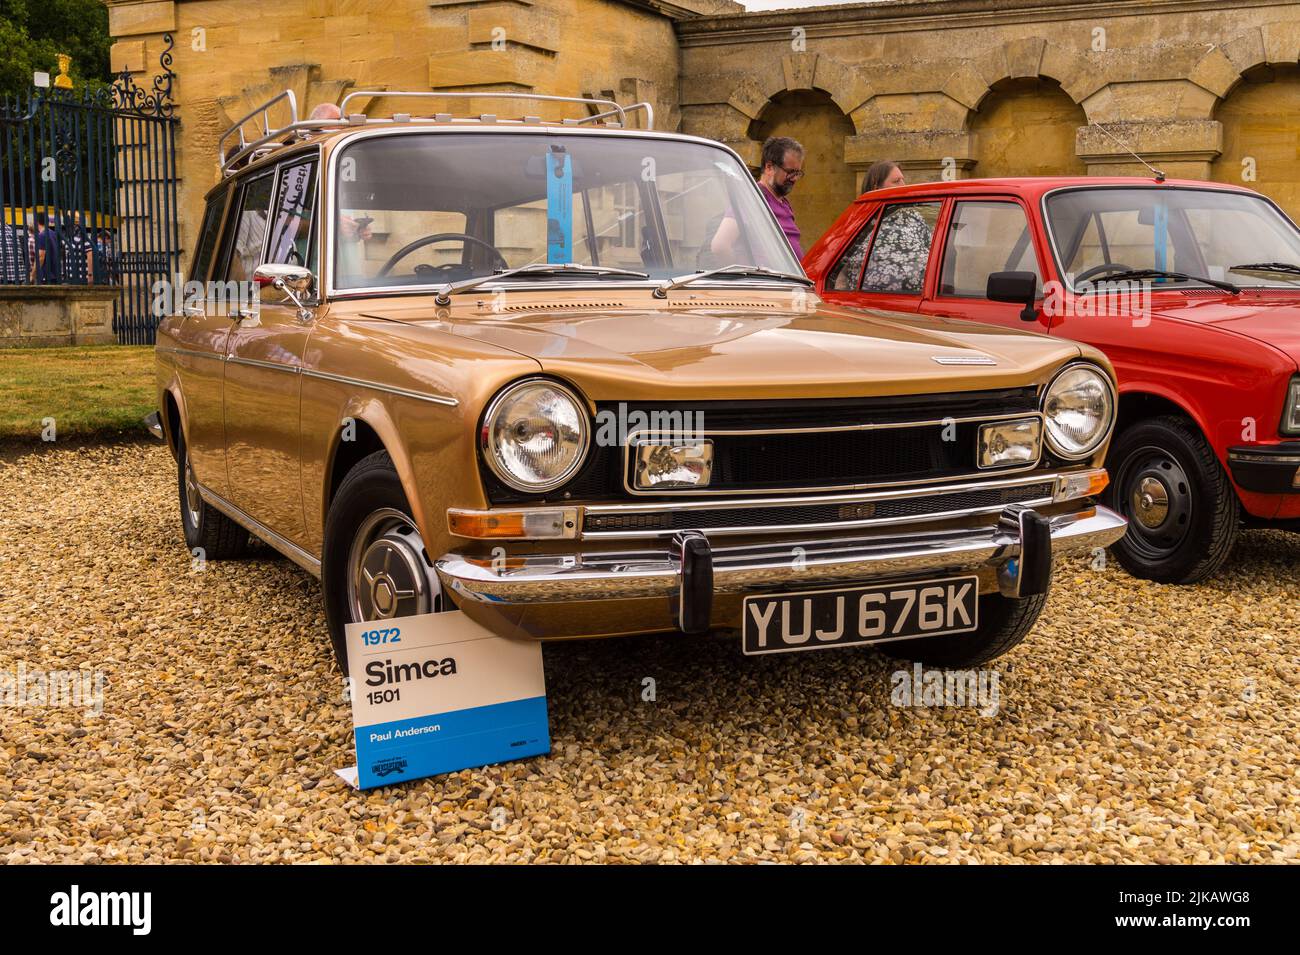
182,305 -> 205,318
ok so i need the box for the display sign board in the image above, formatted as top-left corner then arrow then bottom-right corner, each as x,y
339,611 -> 549,789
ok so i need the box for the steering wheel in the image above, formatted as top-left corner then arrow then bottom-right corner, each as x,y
377,233 -> 509,278
1075,262 -> 1136,283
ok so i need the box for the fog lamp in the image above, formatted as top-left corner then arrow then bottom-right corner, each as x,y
633,439 -> 714,490
978,418 -> 1041,469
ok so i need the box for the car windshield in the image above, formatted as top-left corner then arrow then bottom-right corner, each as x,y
332,131 -> 801,291
1045,187 -> 1300,288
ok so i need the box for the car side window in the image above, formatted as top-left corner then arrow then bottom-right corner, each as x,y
825,209 -> 880,290
265,160 -> 318,273
860,202 -> 942,294
939,201 -> 1041,298
220,172 -> 275,284
188,188 -> 228,286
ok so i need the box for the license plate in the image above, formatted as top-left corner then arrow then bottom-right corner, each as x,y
741,575 -> 979,656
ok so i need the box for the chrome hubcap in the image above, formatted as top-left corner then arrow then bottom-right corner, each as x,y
184,454 -> 203,528
347,508 -> 442,623
1132,476 -> 1170,529
1117,446 -> 1194,560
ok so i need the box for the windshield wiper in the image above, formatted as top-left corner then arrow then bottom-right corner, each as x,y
1097,268 -> 1240,295
653,263 -> 813,299
1228,262 -> 1300,276
434,262 -> 648,305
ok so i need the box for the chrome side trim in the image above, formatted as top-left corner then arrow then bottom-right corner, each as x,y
618,412 -> 1045,496
300,368 -> 459,406
195,482 -> 322,578
226,355 -> 301,374
156,345 -> 225,362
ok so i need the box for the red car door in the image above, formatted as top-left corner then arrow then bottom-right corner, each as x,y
922,196 -> 1052,333
818,199 -> 945,315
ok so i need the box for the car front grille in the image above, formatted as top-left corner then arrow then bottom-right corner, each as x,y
484,387 -> 1042,504
582,480 -> 1055,536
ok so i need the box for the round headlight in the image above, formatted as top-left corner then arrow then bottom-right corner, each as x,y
1042,363 -> 1115,459
483,379 -> 589,492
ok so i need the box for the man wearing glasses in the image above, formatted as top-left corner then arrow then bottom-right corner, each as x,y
756,136 -> 805,257
702,135 -> 806,266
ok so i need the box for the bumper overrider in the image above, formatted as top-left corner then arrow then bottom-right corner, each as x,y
435,503 -> 1128,641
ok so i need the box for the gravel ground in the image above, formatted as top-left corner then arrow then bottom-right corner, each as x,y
1,440 -> 1297,864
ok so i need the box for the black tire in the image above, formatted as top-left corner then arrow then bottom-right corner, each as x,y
877,591 -> 1048,668
1104,415 -> 1239,584
177,431 -> 249,559
322,450 -> 445,672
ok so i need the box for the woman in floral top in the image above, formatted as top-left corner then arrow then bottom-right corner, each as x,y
834,161 -> 933,293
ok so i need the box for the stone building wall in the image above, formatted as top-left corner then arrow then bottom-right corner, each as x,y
103,0 -> 731,275
679,0 -> 1300,245
104,0 -> 1300,265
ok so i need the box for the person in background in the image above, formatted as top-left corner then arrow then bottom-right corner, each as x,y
863,160 -> 907,193
65,210 -> 93,285
707,135 -> 806,266
834,159 -> 930,292
95,229 -> 117,284
30,212 -> 59,284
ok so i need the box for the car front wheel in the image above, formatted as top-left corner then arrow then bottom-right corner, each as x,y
1104,415 -> 1239,584
322,450 -> 447,671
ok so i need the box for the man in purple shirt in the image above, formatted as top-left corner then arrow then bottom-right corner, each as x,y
756,136 -> 805,258
702,135 -> 806,268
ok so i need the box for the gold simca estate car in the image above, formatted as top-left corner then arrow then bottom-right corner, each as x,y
150,91 -> 1127,670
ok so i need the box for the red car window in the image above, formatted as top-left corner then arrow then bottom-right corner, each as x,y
938,200 -> 1040,298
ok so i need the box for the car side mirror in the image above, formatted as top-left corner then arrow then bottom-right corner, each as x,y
987,271 -> 1039,322
253,263 -> 317,322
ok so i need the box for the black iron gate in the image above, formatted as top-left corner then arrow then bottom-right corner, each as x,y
0,36 -> 179,344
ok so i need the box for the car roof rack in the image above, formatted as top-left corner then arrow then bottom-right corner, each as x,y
218,89 -> 655,176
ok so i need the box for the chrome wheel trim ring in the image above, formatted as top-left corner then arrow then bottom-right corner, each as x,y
183,453 -> 203,529
346,507 -> 441,623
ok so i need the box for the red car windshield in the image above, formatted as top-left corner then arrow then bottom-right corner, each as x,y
1046,186 -> 1300,289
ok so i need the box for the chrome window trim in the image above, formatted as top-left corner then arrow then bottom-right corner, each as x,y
1039,183 -> 1300,295
616,411 -> 1045,497
299,367 -> 459,407
323,125 -> 803,300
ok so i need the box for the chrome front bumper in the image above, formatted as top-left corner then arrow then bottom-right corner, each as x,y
435,505 -> 1127,641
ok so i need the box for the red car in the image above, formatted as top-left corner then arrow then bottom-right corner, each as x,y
805,176 -> 1300,584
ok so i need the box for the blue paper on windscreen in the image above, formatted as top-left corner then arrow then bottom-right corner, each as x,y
547,149 -> 573,263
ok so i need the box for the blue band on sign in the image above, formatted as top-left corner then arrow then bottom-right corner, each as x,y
355,696 -> 550,789
547,149 -> 572,263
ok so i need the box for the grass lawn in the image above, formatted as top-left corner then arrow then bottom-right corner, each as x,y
0,345 -> 156,442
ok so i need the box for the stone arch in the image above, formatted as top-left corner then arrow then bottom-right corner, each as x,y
722,51 -> 875,165
965,77 -> 1088,179
939,37 -> 1100,120
748,90 -> 858,247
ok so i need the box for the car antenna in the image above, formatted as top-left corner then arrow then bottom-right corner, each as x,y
1089,121 -> 1166,182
